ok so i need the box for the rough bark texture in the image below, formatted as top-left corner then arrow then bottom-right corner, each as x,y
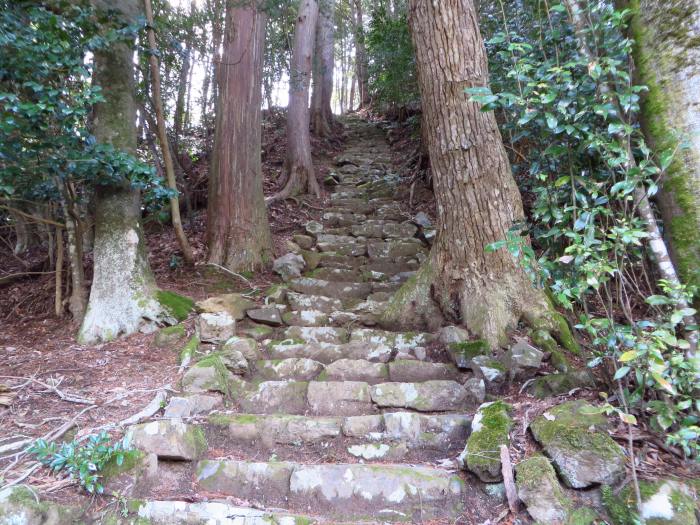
353,0 -> 370,108
270,0 -> 321,201
382,0 -> 575,350
311,0 -> 336,136
207,0 -> 273,271
79,0 -> 165,344
625,0 -> 700,302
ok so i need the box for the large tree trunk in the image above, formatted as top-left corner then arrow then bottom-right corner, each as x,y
269,0 -> 321,201
382,0 -> 575,350
623,0 -> 700,303
311,0 -> 336,137
353,0 -> 370,108
79,0 -> 165,344
207,0 -> 273,271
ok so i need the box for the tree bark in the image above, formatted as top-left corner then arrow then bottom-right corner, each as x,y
174,0 -> 196,149
353,0 -> 370,108
144,0 -> 195,264
311,0 -> 336,136
381,0 -> 576,350
207,0 -> 273,271
622,0 -> 700,303
79,0 -> 166,344
269,0 -> 321,201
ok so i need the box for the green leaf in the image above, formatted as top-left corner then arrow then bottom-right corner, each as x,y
619,350 -> 640,362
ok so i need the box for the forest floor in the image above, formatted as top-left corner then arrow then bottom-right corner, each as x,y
0,113 -> 696,523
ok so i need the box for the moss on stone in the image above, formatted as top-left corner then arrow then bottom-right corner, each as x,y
450,340 -> 489,360
101,449 -> 145,481
464,401 -> 513,481
156,290 -> 195,321
183,425 -> 207,457
178,334 -> 200,365
603,480 -> 697,525
566,507 -> 600,525
193,353 -> 237,399
208,413 -> 261,426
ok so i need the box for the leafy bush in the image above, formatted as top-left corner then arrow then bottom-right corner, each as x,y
477,1 -> 699,456
28,431 -> 132,494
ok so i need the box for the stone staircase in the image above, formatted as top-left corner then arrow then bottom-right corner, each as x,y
111,119 -> 496,524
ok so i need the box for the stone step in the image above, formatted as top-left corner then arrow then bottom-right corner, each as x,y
351,220 -> 418,239
205,412 -> 472,452
195,460 -> 465,522
289,278 -> 372,301
233,378 -> 481,415
267,339 -> 428,364
133,500 -> 315,525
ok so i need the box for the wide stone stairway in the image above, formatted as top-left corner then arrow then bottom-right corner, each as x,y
110,119 -> 498,524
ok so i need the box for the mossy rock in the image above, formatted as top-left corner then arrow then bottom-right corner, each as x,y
530,400 -> 626,488
516,454 -> 572,524
448,339 -> 489,369
602,480 -> 697,525
528,370 -> 595,398
531,329 -> 571,373
156,290 -> 195,322
178,334 -> 200,365
458,400 -> 512,482
153,323 -> 186,348
0,486 -> 85,524
238,323 -> 274,340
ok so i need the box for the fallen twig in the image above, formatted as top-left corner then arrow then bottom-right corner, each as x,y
499,444 -> 519,514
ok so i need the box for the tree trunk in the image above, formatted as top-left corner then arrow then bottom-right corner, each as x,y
311,0 -> 336,137
353,0 -> 370,108
79,0 -> 166,344
269,0 -> 321,201
381,0 -> 576,350
623,0 -> 700,303
56,178 -> 87,320
207,0 -> 273,271
209,0 -> 225,111
144,0 -> 195,264
349,72 -> 356,112
174,1 -> 196,149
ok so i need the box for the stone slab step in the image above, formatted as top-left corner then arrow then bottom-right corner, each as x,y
133,500 -> 315,525
195,460 -> 465,521
207,411 -> 471,449
267,340 -> 427,364
283,325 -> 350,344
289,278 -> 372,301
370,380 -> 480,412
286,292 -> 343,313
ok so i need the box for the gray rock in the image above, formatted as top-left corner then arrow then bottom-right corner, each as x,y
292,234 -> 315,250
470,355 -> 506,389
196,460 -> 293,504
240,381 -> 309,415
342,414 -> 385,437
164,394 -> 223,418
284,325 -> 349,344
196,312 -> 235,343
414,211 -> 432,228
219,349 -> 249,375
388,360 -> 461,382
307,381 -> 372,416
263,416 -> 342,444
506,340 -> 544,380
256,358 -> 324,381
370,380 -> 471,411
347,442 -> 408,461
282,309 -> 328,326
290,278 -> 372,301
288,463 -> 464,520
287,292 -> 343,313
127,420 -> 207,461
221,336 -> 262,362
324,359 -> 389,383
134,500 -> 310,525
438,325 -> 470,345
246,307 -> 283,326
530,400 -> 626,488
463,377 -> 486,406
272,253 -> 306,281
367,239 -> 425,260
181,360 -> 243,395
305,220 -> 324,236
195,293 -> 255,320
